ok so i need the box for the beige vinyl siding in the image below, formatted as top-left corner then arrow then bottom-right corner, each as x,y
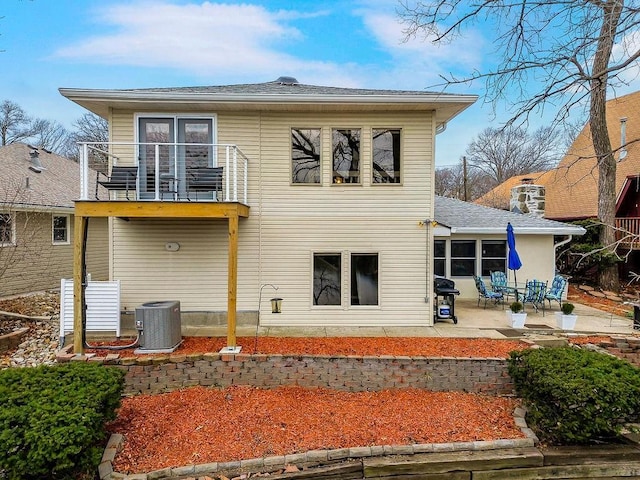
257,112 -> 432,326
0,212 -> 108,297
108,108 -> 435,326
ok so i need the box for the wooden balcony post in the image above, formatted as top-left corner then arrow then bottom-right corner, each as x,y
73,214 -> 87,355
227,214 -> 239,348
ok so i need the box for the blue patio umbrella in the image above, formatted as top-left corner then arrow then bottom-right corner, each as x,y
507,222 -> 522,296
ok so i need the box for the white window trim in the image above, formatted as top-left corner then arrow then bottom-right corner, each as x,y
52,214 -> 70,245
371,127 -> 403,186
311,250 -> 381,309
0,213 -> 15,247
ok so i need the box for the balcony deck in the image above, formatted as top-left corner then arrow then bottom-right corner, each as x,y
72,142 -> 251,355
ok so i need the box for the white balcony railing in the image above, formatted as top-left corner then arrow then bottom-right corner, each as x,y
78,142 -> 249,204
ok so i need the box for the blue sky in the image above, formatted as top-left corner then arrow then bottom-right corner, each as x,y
3,0 -> 639,166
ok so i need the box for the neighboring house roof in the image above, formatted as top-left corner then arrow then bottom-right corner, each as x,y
59,77 -> 478,126
434,195 -> 586,235
476,90 -> 640,221
0,143 -> 82,212
475,171 -> 548,210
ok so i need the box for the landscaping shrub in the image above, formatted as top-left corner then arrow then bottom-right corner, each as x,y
508,346 -> 640,445
0,362 -> 125,479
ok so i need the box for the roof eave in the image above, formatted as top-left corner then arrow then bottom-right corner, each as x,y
59,88 -> 478,121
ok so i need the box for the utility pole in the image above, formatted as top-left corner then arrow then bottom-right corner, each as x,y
462,156 -> 468,201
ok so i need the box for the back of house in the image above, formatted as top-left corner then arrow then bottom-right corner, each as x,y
60,77 -> 476,329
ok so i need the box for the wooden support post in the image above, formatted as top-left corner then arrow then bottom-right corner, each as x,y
73,214 -> 87,355
227,214 -> 239,348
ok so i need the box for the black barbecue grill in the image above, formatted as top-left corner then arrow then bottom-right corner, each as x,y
434,276 -> 460,324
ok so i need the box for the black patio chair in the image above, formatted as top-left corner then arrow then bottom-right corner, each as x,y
96,166 -> 138,200
187,166 -> 223,201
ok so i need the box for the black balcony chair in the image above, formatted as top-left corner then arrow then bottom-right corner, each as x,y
187,166 -> 223,201
96,166 -> 138,200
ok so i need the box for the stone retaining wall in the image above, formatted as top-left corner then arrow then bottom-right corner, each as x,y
60,351 -> 515,396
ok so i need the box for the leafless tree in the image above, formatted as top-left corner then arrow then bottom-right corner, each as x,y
0,179 -> 52,297
399,0 -> 640,291
61,113 -> 109,162
29,118 -> 69,153
436,160 -> 498,201
0,100 -> 33,145
466,125 -> 562,184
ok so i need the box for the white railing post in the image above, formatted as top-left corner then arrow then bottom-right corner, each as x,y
232,147 -> 238,202
244,155 -> 248,204
154,144 -> 160,201
225,146 -> 231,202
80,143 -> 89,200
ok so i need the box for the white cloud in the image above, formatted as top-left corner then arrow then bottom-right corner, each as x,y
53,1 -> 353,84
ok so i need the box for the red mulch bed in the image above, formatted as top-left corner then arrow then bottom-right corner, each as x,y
108,385 -> 525,474
104,337 -> 530,474
88,336 -> 529,358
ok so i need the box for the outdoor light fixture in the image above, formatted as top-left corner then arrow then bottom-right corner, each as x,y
270,297 -> 283,314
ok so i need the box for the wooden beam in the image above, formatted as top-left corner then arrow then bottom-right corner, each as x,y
74,201 -> 249,219
227,214 -> 239,348
73,214 -> 87,355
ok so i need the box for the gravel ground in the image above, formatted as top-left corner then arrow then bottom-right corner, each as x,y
0,291 -> 60,369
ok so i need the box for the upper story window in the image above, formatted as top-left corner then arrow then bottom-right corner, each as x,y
0,213 -> 14,246
291,128 -> 321,184
52,215 -> 69,244
372,129 -> 401,184
332,129 -> 360,184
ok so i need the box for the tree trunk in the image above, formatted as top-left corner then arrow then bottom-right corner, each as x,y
591,0 -> 623,292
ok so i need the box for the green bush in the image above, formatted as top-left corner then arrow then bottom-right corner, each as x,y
560,302 -> 575,315
0,362 -> 125,479
508,346 -> 640,445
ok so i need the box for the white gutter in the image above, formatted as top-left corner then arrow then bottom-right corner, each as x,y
444,226 -> 586,236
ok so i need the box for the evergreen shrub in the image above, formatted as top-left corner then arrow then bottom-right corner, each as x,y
0,362 -> 125,479
508,346 -> 640,444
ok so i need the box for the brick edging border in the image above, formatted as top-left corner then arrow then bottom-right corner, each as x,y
98,406 -> 538,479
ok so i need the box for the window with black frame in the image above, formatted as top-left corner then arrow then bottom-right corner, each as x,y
434,239 -> 446,277
481,240 -> 506,276
450,240 -> 476,277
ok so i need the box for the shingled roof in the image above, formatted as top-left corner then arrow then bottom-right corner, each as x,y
476,90 -> 640,221
59,77 -> 477,126
0,143 -> 82,211
435,195 -> 585,235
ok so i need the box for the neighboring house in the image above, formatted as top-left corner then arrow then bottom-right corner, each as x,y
0,143 -> 108,297
433,196 -> 585,299
476,90 -> 640,272
59,77 -> 477,347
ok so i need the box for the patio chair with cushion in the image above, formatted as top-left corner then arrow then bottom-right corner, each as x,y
490,271 -> 516,301
545,274 -> 568,309
521,279 -> 548,315
473,275 -> 504,309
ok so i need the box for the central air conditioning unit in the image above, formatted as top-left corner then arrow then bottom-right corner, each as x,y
134,300 -> 182,353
